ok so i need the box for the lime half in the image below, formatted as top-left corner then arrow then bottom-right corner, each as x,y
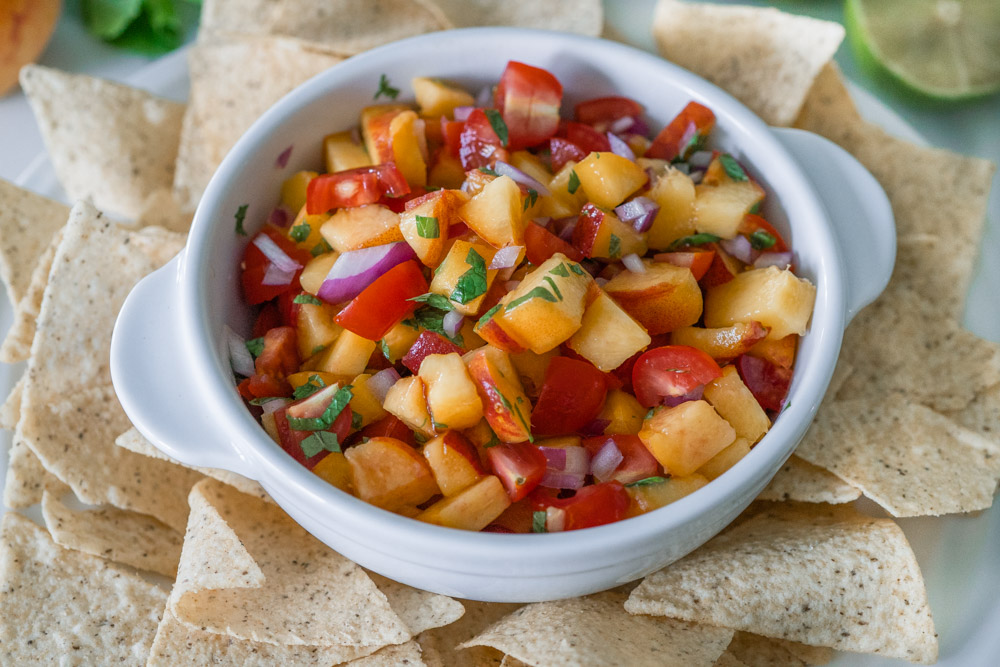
845,0 -> 1000,101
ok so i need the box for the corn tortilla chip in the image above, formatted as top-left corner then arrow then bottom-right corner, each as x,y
0,222 -> 63,363
0,179 -> 68,308
172,478 -> 410,648
3,440 -> 68,508
461,591 -> 733,667
41,491 -> 183,577
0,374 -> 23,430
428,0 -> 602,36
724,631 -> 834,666
714,653 -> 747,667
19,65 -> 185,220
627,503 -> 937,663
136,187 -> 194,234
792,63 -> 861,142
418,600 -> 522,667
652,0 -> 844,126
0,512 -> 167,665
945,382 -> 1000,441
173,37 -> 345,211
348,640 -> 425,665
757,455 -> 861,505
367,571 -> 465,635
15,202 -> 203,531
795,397 -> 1000,517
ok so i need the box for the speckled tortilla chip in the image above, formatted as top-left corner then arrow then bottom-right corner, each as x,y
136,187 -> 193,234
0,179 -> 68,308
724,631 -> 834,666
945,382 -> 1000,441
367,572 -> 465,635
0,375 -> 23,430
792,63 -> 861,141
418,600 -> 521,667
757,455 -> 860,505
19,65 -> 185,220
173,37 -> 345,211
15,202 -> 203,531
41,491 -> 183,577
3,440 -> 67,508
626,504 -> 937,663
348,641 -> 425,665
0,512 -> 167,665
651,0 -> 844,126
172,479 -> 410,648
714,653 -> 748,667
0,221 -> 63,363
795,397 -> 1000,517
428,0 -> 602,35
462,591 -> 733,667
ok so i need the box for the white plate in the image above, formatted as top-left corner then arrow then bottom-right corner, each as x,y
3,43 -> 999,666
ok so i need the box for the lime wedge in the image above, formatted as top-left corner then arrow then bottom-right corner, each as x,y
845,0 -> 1000,101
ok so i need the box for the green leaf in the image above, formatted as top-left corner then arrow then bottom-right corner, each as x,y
567,169 -> 581,195
667,233 -> 721,251
248,397 -> 283,406
644,407 -> 658,420
476,303 -> 502,328
292,375 -> 327,400
375,74 -> 400,100
311,344 -> 327,356
450,248 -> 488,304
682,131 -> 705,158
522,189 -> 538,211
507,286 -> 557,311
351,411 -> 363,429
542,276 -> 563,301
478,166 -> 499,177
300,431 -> 341,458
532,511 -> 547,533
432,421 -> 448,431
625,476 -> 667,488
245,337 -> 265,358
415,215 -> 439,239
409,292 -> 455,312
748,201 -> 761,215
290,223 -> 311,242
411,306 -> 464,346
310,239 -> 333,257
568,262 -> 586,276
82,0 -> 144,40
293,294 -> 322,306
234,204 -> 249,236
719,154 -> 748,182
548,263 -> 569,278
484,109 -> 509,147
413,432 -> 428,445
608,234 -> 622,259
484,428 -> 500,448
286,386 -> 353,432
380,338 -> 392,361
749,230 -> 776,250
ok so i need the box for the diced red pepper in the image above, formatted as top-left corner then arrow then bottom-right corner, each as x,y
561,121 -> 610,154
401,331 -> 465,374
646,101 -> 716,161
334,260 -> 428,340
306,163 -> 411,214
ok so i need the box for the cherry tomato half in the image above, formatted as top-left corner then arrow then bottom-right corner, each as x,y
241,227 -> 312,305
631,345 -> 723,408
459,108 -> 509,170
486,442 -> 547,502
735,353 -> 792,412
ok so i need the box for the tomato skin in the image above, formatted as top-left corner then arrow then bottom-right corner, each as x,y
251,301 -> 282,338
459,108 -> 509,170
735,354 -> 792,412
401,331 -> 465,374
274,400 -> 353,469
574,96 -> 644,126
531,357 -> 608,436
346,414 -> 417,449
653,250 -> 715,281
495,61 -> 563,150
255,326 -> 299,379
582,434 -> 661,484
646,101 -> 716,161
441,118 -> 464,158
486,442 -> 548,502
524,221 -> 584,266
561,121 -> 610,153
334,261 -> 428,340
306,163 -> 411,214
548,137 -> 588,173
631,345 -> 723,408
241,227 -> 312,305
530,481 -> 629,531
739,213 -> 789,253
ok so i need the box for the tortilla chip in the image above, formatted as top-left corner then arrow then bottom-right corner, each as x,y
3,439 -> 68,508
15,202 -> 203,531
367,572 -> 465,635
171,478 -> 410,648
428,0 -> 602,35
0,512 -> 167,665
757,455 -> 861,505
792,62 -> 861,142
0,374 -> 23,430
724,631 -> 834,666
651,0 -> 843,126
348,640 -> 425,665
41,491 -> 183,577
173,37 -> 345,211
0,223 -> 63,363
418,600 -> 522,667
19,65 -> 185,220
0,179 -> 68,308
136,187 -> 194,234
199,0 -> 450,55
945,382 -> 1000,441
714,653 -> 748,667
116,426 -> 271,502
626,504 -> 937,663
795,397 -> 1000,517
462,591 -> 733,667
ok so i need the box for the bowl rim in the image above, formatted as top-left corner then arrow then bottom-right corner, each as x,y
180,27 -> 845,562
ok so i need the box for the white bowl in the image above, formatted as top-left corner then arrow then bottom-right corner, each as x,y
111,28 -> 894,602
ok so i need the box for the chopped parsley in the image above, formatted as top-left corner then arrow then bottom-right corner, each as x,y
409,292 -> 455,311
484,108 -> 509,147
532,511 -> 547,533
749,230 -> 776,250
374,74 -> 400,100
625,476 -> 667,487
522,188 -> 538,211
567,169 -> 581,194
289,223 -> 311,242
719,154 -> 748,182
450,248 -> 488,304
286,385 -> 353,432
667,233 -> 721,251
292,374 -> 327,400
608,234 -> 622,259
234,204 -> 249,236
293,294 -> 322,305
245,337 -> 265,358
300,431 -> 341,458
415,215 -> 439,239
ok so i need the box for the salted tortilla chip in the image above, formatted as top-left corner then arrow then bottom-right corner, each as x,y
367,572 -> 465,635
173,37 -> 345,211
348,641 -> 425,665
724,631 -> 834,666
418,600 -> 522,667
0,374 -> 23,430
136,187 -> 193,234
796,397 -> 1000,517
0,221 -> 63,364
429,0 -> 602,35
4,440 -> 68,508
19,65 -> 185,220
172,478 -> 410,648
15,202 -> 203,531
714,653 -> 747,667
757,455 -> 861,505
945,382 -> 1000,441
41,491 -> 183,577
792,63 -> 861,141
651,0 -> 843,126
116,427 -> 270,502
0,512 -> 167,664
626,503 -> 937,663
462,591 -> 733,667
0,179 -> 68,308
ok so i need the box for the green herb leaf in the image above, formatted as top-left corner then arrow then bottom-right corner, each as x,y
293,294 -> 322,306
522,189 -> 538,211
415,215 -> 440,239
411,306 -> 464,346
380,338 -> 392,361
83,0 -> 144,39
310,240 -> 333,257
608,234 -> 622,259
409,292 -> 455,311
542,276 -> 563,301
625,476 -> 667,488
83,0 -> 193,55
351,411 -> 363,429
375,74 -> 400,100
451,248 -> 488,304
292,375 -> 327,400
479,166 -> 499,177
289,223 -> 311,242
477,303 -> 502,328
532,510 -> 547,533
748,201 -> 761,215
413,432 -> 428,445
484,109 -> 509,147
645,408 -> 658,420
682,131 -> 705,158
300,431 -> 341,458
749,230 -> 776,250
567,169 -> 581,195
286,385 -> 353,431
432,421 -> 448,431
507,286 -> 558,310
245,337 -> 265,358
234,204 -> 249,236
484,428 -> 500,448
311,344 -> 327,356
548,263 -> 569,278
667,233 -> 721,251
719,154 -> 748,182
248,397 -> 283,406
568,262 -> 586,276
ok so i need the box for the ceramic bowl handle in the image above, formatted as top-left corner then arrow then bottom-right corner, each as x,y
772,127 -> 895,322
110,254 -> 254,477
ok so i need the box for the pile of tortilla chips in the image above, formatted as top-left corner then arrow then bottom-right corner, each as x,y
0,0 -> 996,664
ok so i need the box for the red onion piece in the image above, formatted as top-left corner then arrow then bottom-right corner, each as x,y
754,251 -> 794,269
688,150 -> 713,169
609,116 -> 634,134
253,234 -> 302,272
476,85 -> 492,107
662,384 -> 705,407
540,470 -> 586,490
546,506 -> 566,532
275,145 -> 293,169
225,325 -> 255,378
621,253 -> 646,274
317,242 -> 416,304
540,446 -> 590,475
678,121 -> 698,158
442,310 -> 464,338
453,105 -> 474,121
579,418 -> 611,437
261,263 -> 295,286
590,439 -> 624,482
489,245 -> 523,270
594,276 -> 609,288
556,218 -> 577,242
260,398 -> 290,415
368,368 -> 401,404
494,160 -> 551,197
267,205 -> 292,228
720,235 -> 755,264
613,196 -> 659,233
606,131 -> 635,161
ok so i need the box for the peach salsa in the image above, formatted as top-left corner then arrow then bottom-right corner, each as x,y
227,61 -> 817,533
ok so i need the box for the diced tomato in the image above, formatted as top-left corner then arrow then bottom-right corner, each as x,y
246,373 -> 290,399
631,345 -> 723,408
574,96 -> 644,127
561,121 -> 610,153
402,331 -> 465,374
380,186 -> 428,213
251,301 -> 282,338
548,137 -> 588,173
334,261 -> 428,340
237,377 -> 255,400
306,163 -> 411,214
346,414 -> 417,449
739,213 -> 789,253
529,481 -> 629,531
241,227 -> 312,305
441,118 -> 464,158
255,326 -> 299,379
582,434 -> 661,484
524,221 -> 583,266
274,393 -> 353,469
531,357 -> 608,436
646,101 -> 716,161
736,354 -> 792,412
653,249 -> 715,281
495,61 -> 563,150
699,243 -> 743,289
486,442 -> 548,502
366,345 -> 395,371
459,108 -> 509,170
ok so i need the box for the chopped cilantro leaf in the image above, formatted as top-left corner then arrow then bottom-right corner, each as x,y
311,239 -> 333,257
532,511 -> 547,533
749,230 -> 776,250
411,306 -> 464,346
450,248 -> 488,304
608,234 -> 622,259
719,154 -> 748,182
374,73 -> 400,100
625,476 -> 667,487
410,292 -> 455,311
292,374 -> 327,400
245,337 -> 265,358
380,338 -> 392,361
300,431 -> 341,458
522,188 -> 538,211
289,223 -> 310,242
548,263 -> 569,278
415,215 -> 440,239
432,421 -> 448,431
293,294 -> 322,305
484,109 -> 509,147
479,166 -> 499,177
567,169 -> 581,194
507,286 -> 558,310
286,385 -> 353,431
667,233 -> 721,251
477,303 -> 502,328
683,131 -> 705,158
234,204 -> 249,236
568,262 -> 586,276
542,275 -> 563,301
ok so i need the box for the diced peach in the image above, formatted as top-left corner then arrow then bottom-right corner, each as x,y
697,438 -> 751,481
360,104 -> 410,164
429,152 -> 466,190
324,131 -> 371,173
287,205 -> 331,253
416,475 -> 511,530
646,167 -> 696,250
749,334 -> 798,369
380,321 -> 421,363
626,474 -> 708,517
305,329 -> 375,377
313,452 -> 353,493
567,290 -> 650,372
459,175 -> 525,247
464,346 -> 533,443
281,171 -> 318,212
349,373 -> 388,427
287,371 -> 341,391
320,204 -> 402,252
412,77 -> 475,118
299,252 -> 339,295
638,400 -> 736,476
603,260 -> 702,335
509,348 -> 557,397
429,239 -> 499,316
383,376 -> 435,438
419,353 -> 484,430
295,301 -> 342,359
597,390 -> 646,435
398,190 -> 468,267
544,161 -> 587,218
692,179 -> 765,238
261,412 -> 280,443
422,431 -> 484,496
474,306 -> 528,353
345,437 -> 439,511
573,152 -> 647,209
703,266 -> 816,340
388,110 -> 428,187
703,365 -> 770,444
670,321 -> 769,362
572,204 -> 647,260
